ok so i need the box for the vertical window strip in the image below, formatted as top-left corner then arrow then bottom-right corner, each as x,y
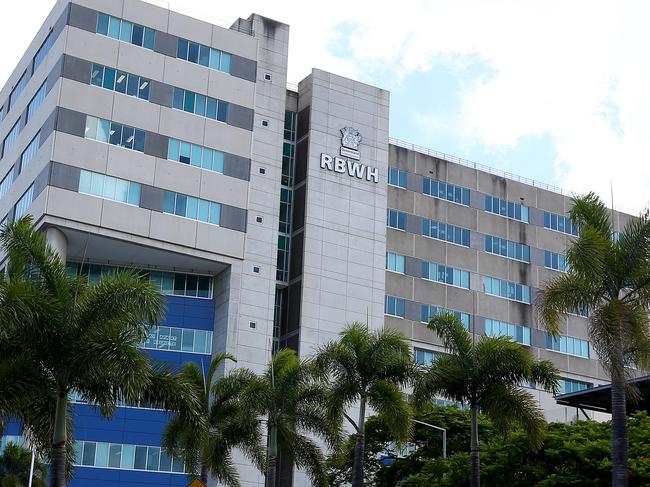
484,319 -> 531,345
20,132 -> 40,171
176,38 -> 232,73
14,184 -> 34,220
90,64 -> 150,100
171,87 -> 228,122
96,13 -> 156,50
484,195 -> 529,222
78,170 -> 141,206
162,191 -> 221,226
422,177 -> 471,206
2,121 -> 21,158
484,235 -> 530,262
26,82 -> 47,123
0,171 -> 13,200
8,71 -> 27,109
167,138 -> 224,173
422,218 -> 470,247
33,31 -> 56,72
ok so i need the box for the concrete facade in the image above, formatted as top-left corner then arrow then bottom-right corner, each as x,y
0,1 -> 632,486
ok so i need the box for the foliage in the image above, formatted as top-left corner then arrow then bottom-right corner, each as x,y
0,443 -> 47,487
162,353 -> 265,486
401,411 -> 650,487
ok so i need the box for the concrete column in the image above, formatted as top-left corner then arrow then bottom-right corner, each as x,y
45,227 -> 67,263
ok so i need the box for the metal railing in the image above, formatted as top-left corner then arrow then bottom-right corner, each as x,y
389,137 -> 567,196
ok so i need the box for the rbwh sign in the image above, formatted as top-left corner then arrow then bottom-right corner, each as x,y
319,127 -> 379,183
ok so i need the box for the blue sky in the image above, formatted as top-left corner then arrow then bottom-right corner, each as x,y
2,0 -> 648,213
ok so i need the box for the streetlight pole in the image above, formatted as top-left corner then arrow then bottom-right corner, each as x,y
413,419 -> 447,459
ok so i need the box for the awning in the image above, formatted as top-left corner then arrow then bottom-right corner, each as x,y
555,376 -> 650,414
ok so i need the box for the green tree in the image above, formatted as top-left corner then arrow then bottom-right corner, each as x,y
0,443 -> 47,487
537,193 -> 650,487
244,348 -> 339,487
162,353 -> 265,486
316,322 -> 415,487
0,217 -> 201,487
414,313 -> 560,487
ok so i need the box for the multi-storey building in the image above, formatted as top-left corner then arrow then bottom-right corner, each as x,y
0,1 -> 633,486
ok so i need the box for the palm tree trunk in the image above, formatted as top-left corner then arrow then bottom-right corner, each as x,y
200,463 -> 209,485
470,405 -> 480,487
611,369 -> 629,487
266,424 -> 278,487
50,394 -> 67,487
351,398 -> 367,487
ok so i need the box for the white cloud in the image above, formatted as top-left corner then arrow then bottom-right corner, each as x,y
2,0 -> 649,212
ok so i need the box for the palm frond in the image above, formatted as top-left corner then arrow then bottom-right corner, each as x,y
427,313 -> 473,357
368,380 -> 413,442
569,192 -> 612,237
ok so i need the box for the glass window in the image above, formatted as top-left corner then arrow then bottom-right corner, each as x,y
121,445 -> 135,469
108,444 -> 121,468
26,82 -> 47,122
199,45 -> 210,66
9,71 -> 27,109
177,38 -> 188,59
138,78 -> 149,100
183,91 -> 195,112
95,442 -> 109,467
119,20 -> 133,43
146,447 -> 160,471
143,28 -> 156,49
217,100 -> 228,122
108,17 -> 121,39
206,97 -> 217,119
132,24 -> 144,46
2,121 -> 20,157
173,88 -> 184,110
188,42 -> 199,63
97,13 -> 109,35
220,52 -> 231,72
133,446 -> 147,470
82,442 -> 96,466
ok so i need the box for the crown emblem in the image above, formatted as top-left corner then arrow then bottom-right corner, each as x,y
340,127 -> 362,150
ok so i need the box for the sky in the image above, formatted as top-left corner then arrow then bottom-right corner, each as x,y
2,0 -> 649,214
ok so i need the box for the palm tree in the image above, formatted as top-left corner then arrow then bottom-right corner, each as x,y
414,313 -> 560,487
0,442 -> 47,487
242,348 -> 339,487
162,352 -> 265,486
537,192 -> 650,487
0,216 -> 201,487
315,322 -> 415,487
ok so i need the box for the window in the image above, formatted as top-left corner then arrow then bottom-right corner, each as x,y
484,276 -> 531,304
284,111 -> 297,141
142,326 -> 213,354
484,195 -> 529,222
67,263 -> 213,299
33,31 -> 56,72
276,235 -> 290,281
569,305 -> 589,318
73,440 -> 185,473
176,38 -> 231,73
422,219 -> 470,247
14,185 -> 34,220
167,138 -> 224,173
0,171 -> 13,200
96,13 -> 155,50
485,319 -> 531,346
2,121 -> 20,157
9,71 -> 27,109
26,82 -> 47,122
163,191 -> 221,226
84,116 -> 145,152
387,209 -> 406,230
422,177 -> 470,206
172,87 -> 228,122
414,348 -> 441,366
79,170 -> 140,206
484,235 -> 530,262
385,295 -> 405,318
421,262 -> 470,289
388,167 -> 407,188
545,333 -> 590,358
543,211 -> 579,236
421,305 -> 471,329
20,132 -> 40,171
282,142 -> 295,186
544,250 -> 567,271
278,188 -> 292,234
386,252 -> 405,273
90,64 -> 150,100
558,378 -> 592,395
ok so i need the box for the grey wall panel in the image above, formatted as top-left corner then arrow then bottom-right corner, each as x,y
62,55 -> 92,85
470,189 -> 484,210
227,105 -> 254,131
229,55 -> 257,82
470,231 -> 485,250
529,207 -> 545,226
473,315 -> 486,335
531,329 -> 547,349
405,213 -> 421,235
223,153 -> 250,181
56,108 -> 86,137
530,247 -> 545,267
154,31 -> 179,58
404,299 -> 421,322
40,108 -> 58,142
51,4 -> 70,39
50,162 -> 80,192
406,172 -> 422,193
220,205 -> 247,233
47,55 -> 65,93
148,81 -> 173,108
404,256 -> 421,278
33,163 -> 51,199
139,185 -> 164,212
68,3 -> 97,33
143,132 -> 168,159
